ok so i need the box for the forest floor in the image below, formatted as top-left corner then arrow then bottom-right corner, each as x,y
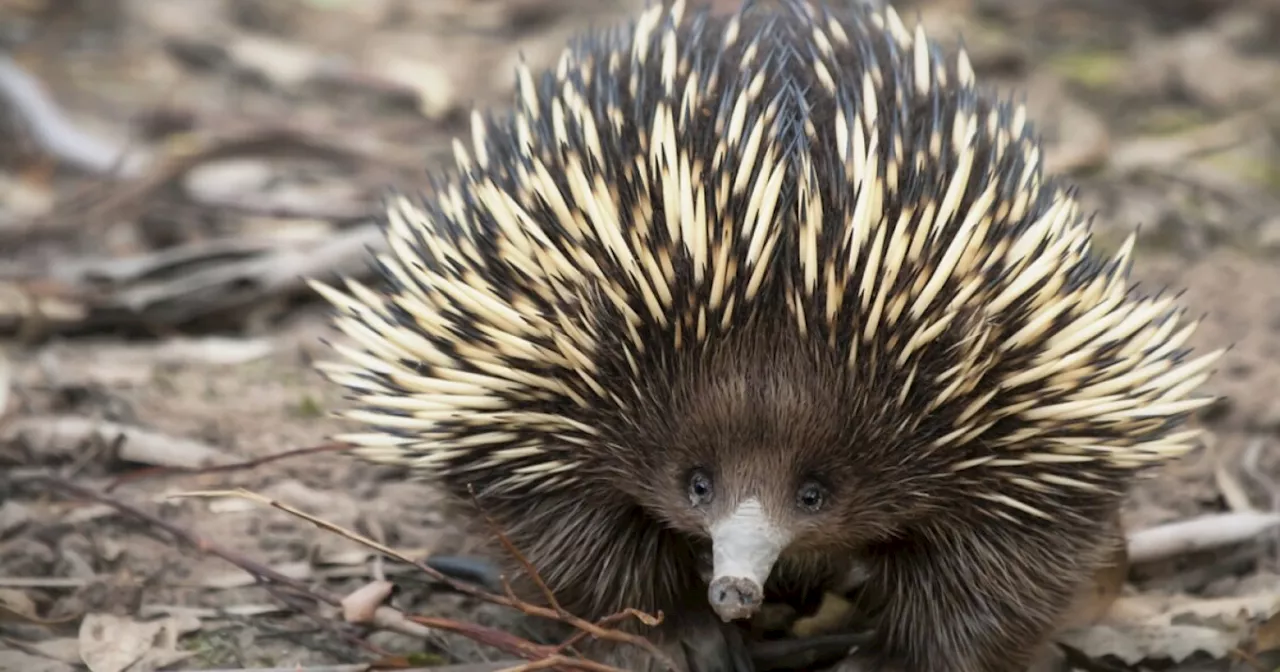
2,0 -> 1280,671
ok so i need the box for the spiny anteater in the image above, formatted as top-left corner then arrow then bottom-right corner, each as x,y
310,1 -> 1223,670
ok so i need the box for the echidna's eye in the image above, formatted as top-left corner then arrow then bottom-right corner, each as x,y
687,469 -> 714,507
796,481 -> 826,513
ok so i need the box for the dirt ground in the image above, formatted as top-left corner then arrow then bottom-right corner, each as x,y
2,0 -> 1280,671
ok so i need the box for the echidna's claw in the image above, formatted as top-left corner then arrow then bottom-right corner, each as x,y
679,617 -> 755,672
748,632 -> 873,671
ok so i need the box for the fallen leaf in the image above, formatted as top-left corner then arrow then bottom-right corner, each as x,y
0,588 -> 75,625
0,499 -> 33,537
77,612 -> 201,672
372,54 -> 455,119
152,336 -> 275,366
342,580 -> 394,623
1058,622 -> 1240,665
228,33 -> 326,89
0,588 -> 40,623
0,173 -> 55,222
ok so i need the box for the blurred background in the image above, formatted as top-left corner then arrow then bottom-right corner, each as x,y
1,0 -> 1279,670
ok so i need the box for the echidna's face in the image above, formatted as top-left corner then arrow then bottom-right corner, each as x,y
621,335 -> 914,623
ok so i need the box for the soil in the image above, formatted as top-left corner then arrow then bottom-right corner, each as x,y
1,0 -> 1279,671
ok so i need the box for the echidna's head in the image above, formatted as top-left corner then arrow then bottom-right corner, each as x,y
614,327 -> 932,622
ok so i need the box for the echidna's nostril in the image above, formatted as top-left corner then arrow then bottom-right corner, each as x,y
707,576 -> 764,622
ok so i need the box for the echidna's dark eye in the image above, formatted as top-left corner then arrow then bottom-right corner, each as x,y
796,481 -> 826,513
688,469 -> 714,507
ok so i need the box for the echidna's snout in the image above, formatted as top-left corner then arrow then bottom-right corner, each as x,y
707,498 -> 790,622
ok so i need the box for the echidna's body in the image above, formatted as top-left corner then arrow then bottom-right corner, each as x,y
313,1 -> 1221,670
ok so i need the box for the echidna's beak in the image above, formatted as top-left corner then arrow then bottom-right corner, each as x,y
707,498 -> 790,622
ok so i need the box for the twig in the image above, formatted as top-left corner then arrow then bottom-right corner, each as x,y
1128,511 -> 1280,564
405,614 -> 581,668
2,223 -> 388,337
493,655 -> 639,672
172,489 -> 497,601
21,475 -> 582,669
0,120 -> 412,247
191,190 -> 376,223
0,53 -> 150,177
170,665 -> 519,672
84,123 -> 413,222
471,487 -> 564,612
104,441 -> 350,492
549,609 -> 661,658
465,487 -> 670,665
169,488 -> 667,670
18,476 -> 387,658
1,414 -> 238,470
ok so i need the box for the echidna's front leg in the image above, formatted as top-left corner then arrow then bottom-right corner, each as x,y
579,611 -> 754,672
675,613 -> 755,672
841,525 -> 1109,672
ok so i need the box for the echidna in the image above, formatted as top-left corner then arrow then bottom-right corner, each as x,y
311,1 -> 1223,670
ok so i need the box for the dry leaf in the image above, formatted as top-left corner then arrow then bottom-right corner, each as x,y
77,612 -> 200,672
228,33 -> 326,89
372,54 -> 455,119
0,500 -> 33,537
151,336 -> 274,366
1156,594 -> 1280,628
1058,622 -> 1240,665
342,579 -> 394,623
0,588 -> 40,623
1061,591 -> 1280,667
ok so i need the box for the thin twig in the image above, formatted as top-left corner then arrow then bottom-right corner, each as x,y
471,486 -> 564,612
104,441 -> 350,492
170,665 -> 519,672
21,476 -> 586,669
496,655 -> 640,672
0,53 -> 149,177
550,609 -> 656,657
465,485 -> 672,667
169,488 -> 669,670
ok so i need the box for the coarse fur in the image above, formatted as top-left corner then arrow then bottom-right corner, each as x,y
311,1 -> 1224,670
